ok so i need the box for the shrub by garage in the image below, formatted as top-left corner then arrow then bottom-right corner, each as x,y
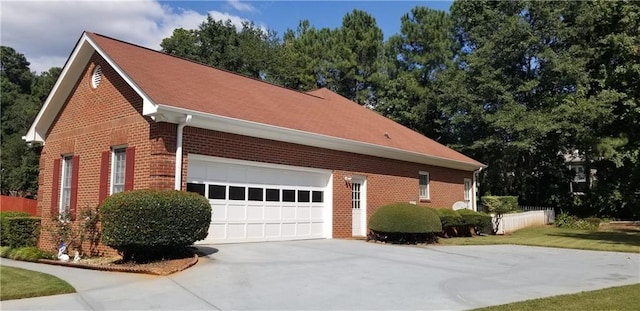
433,208 -> 464,237
457,209 -> 493,236
101,190 -> 211,261
368,203 -> 442,244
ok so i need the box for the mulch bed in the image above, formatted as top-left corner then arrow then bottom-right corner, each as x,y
38,253 -> 198,276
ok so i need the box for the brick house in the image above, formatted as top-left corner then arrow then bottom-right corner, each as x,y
25,32 -> 485,250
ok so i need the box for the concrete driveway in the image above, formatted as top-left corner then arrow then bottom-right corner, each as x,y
2,239 -> 639,310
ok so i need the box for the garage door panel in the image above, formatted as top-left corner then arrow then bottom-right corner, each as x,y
264,206 -> 280,220
297,223 -> 310,236
311,223 -> 323,235
227,205 -> 246,220
282,223 -> 296,237
227,224 -> 246,239
212,204 -> 227,219
247,224 -> 264,238
247,205 -> 264,220
310,206 -> 323,219
282,206 -> 296,220
297,206 -> 310,219
265,224 -> 280,237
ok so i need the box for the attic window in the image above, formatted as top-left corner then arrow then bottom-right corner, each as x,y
91,65 -> 102,89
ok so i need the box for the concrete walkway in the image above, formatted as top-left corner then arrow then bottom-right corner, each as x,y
2,240 -> 639,310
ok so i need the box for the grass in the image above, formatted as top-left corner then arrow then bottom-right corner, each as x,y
0,265 -> 75,300
473,283 -> 640,311
438,225 -> 640,253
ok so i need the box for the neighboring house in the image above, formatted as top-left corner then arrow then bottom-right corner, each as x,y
24,32 -> 486,252
564,150 -> 595,194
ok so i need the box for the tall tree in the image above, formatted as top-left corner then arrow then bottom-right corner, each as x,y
161,16 -> 279,79
330,10 -> 384,104
0,47 -> 59,197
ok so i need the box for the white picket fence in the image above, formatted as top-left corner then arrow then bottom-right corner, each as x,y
493,209 -> 555,235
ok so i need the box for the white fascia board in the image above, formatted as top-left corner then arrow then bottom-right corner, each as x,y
23,33 -> 158,144
152,105 -> 486,171
24,34 -> 94,144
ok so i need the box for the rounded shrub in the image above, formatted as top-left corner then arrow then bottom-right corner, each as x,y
457,209 -> 492,235
368,203 -> 442,244
101,189 -> 211,261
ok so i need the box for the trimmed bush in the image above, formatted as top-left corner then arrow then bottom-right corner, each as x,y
434,208 -> 464,228
3,217 -> 41,248
433,208 -> 464,237
457,209 -> 493,235
101,189 -> 211,261
0,211 -> 30,245
368,203 -> 442,244
481,196 -> 519,214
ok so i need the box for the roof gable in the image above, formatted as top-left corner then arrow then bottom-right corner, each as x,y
26,31 -> 485,171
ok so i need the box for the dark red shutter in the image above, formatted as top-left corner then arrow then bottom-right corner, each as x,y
69,156 -> 80,221
124,147 -> 135,191
99,151 -> 110,203
51,159 -> 61,218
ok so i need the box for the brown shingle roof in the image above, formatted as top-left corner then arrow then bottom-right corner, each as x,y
87,32 -> 483,167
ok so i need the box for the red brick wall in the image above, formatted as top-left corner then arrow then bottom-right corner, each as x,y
37,52 -> 155,255
181,128 -> 473,238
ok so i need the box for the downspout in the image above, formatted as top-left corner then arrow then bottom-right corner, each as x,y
473,167 -> 484,211
174,114 -> 192,190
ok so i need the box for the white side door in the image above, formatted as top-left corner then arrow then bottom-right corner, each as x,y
351,177 -> 367,236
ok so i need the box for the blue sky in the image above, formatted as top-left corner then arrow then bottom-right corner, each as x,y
165,1 -> 453,39
1,1 -> 452,73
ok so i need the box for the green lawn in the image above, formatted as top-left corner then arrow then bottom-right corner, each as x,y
473,283 -> 640,311
0,265 -> 75,300
438,225 -> 640,253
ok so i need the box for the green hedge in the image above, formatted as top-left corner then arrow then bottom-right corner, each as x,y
2,217 -> 41,248
458,209 -> 493,229
481,196 -> 519,214
368,203 -> 441,244
101,189 -> 211,261
0,212 -> 31,245
434,208 -> 464,228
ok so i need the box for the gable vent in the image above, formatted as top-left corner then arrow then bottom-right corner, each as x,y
91,65 -> 102,88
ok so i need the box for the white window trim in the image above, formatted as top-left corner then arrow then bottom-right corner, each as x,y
59,155 -> 73,217
110,146 -> 127,194
419,171 -> 430,200
464,178 -> 473,201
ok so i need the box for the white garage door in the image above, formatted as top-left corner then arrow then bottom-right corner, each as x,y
187,156 -> 332,244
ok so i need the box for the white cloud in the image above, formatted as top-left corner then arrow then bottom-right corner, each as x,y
227,0 -> 257,13
0,0 -> 252,73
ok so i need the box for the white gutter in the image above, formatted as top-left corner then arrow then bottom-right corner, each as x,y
174,114 -> 193,190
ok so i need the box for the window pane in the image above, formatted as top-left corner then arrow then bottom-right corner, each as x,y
112,149 -> 126,194
266,189 -> 280,202
208,185 -> 226,199
61,156 -> 73,214
282,189 -> 295,202
186,183 -> 205,196
229,186 -> 245,200
248,187 -> 263,201
298,190 -> 310,202
312,191 -> 323,203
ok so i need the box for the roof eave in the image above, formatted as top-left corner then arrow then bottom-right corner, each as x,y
152,105 -> 486,171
